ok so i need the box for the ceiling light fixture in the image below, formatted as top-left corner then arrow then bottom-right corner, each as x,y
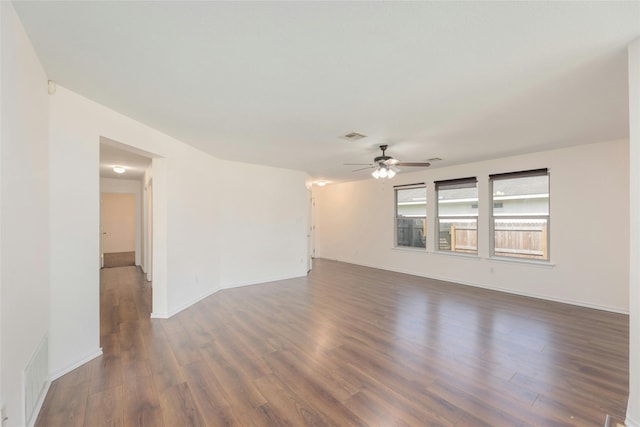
372,164 -> 397,179
113,166 -> 126,174
316,180 -> 328,187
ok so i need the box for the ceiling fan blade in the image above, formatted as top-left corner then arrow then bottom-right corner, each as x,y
383,158 -> 400,166
395,162 -> 431,167
352,166 -> 375,172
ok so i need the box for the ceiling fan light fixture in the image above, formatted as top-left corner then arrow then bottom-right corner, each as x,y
372,163 -> 397,179
361,145 -> 429,179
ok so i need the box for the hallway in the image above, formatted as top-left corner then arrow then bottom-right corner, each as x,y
36,267 -> 159,426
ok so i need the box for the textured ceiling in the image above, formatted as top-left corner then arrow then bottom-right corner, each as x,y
13,1 -> 640,183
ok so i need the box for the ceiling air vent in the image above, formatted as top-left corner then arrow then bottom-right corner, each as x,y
341,132 -> 367,141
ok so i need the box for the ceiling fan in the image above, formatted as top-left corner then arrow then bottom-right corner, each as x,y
345,145 -> 431,179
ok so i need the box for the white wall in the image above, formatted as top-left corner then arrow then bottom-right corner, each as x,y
0,3 -> 50,425
315,139 -> 629,313
143,166 -> 152,278
49,85 -> 308,376
1,2 -> 3,417
100,177 -> 143,265
218,160 -> 309,288
626,37 -> 639,427
162,146 -> 220,317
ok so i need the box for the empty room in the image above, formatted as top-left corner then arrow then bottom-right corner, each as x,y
2,1 -> 640,427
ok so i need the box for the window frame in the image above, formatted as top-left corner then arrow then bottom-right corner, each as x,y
435,177 -> 478,255
489,169 -> 550,261
394,183 -> 426,250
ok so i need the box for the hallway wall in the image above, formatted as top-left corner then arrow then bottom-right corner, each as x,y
0,3 -> 50,425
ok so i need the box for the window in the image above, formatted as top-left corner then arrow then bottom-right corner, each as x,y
490,169 -> 549,261
436,177 -> 478,254
395,184 -> 426,249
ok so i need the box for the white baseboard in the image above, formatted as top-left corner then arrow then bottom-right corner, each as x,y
150,271 -> 307,320
220,271 -> 307,290
165,287 -> 222,318
151,271 -> 307,319
150,312 -> 169,319
428,272 -> 628,314
324,257 -> 629,315
26,380 -> 51,427
49,348 -> 103,381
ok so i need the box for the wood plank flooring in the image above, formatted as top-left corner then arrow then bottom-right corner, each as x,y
36,259 -> 629,426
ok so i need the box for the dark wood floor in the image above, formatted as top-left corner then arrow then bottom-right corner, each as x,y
36,259 -> 629,426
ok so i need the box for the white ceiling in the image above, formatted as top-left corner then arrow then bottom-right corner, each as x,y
100,138 -> 152,180
13,1 -> 640,183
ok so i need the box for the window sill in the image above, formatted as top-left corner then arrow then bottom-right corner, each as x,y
434,251 -> 480,260
486,256 -> 555,268
393,246 -> 428,253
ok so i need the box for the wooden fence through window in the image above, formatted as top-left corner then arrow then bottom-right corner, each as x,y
446,221 -> 548,259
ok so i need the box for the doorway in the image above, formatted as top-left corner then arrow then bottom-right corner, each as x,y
307,189 -> 314,272
101,192 -> 136,268
145,179 -> 153,282
99,139 -> 154,333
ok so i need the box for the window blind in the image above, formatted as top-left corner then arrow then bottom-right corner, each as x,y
434,177 -> 477,190
393,182 -> 425,189
489,168 -> 548,180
